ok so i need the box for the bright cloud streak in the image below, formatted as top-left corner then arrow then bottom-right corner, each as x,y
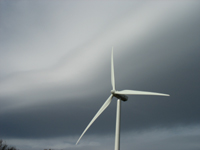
0,1 -> 195,101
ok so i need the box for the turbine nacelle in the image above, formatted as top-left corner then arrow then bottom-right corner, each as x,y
111,90 -> 128,101
113,93 -> 128,102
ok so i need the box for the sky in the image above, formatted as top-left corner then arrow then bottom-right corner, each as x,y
0,0 -> 200,150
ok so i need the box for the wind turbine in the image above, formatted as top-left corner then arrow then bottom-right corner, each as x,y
76,47 -> 169,150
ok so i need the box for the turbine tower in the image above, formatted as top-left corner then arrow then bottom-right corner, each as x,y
76,47 -> 169,150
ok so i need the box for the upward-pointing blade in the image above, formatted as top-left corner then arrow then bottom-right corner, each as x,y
111,47 -> 115,91
115,90 -> 169,96
76,95 -> 113,145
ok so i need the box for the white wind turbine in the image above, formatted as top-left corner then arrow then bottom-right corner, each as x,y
76,48 -> 169,150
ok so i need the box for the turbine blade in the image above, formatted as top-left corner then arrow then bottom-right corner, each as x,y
115,90 -> 169,96
76,94 -> 113,145
111,47 -> 115,90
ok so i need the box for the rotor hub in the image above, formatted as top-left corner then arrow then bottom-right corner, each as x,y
111,90 -> 115,94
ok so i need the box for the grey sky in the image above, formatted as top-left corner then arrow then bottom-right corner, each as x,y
0,1 -> 200,150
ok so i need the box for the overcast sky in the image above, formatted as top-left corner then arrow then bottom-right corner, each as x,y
0,1 -> 200,150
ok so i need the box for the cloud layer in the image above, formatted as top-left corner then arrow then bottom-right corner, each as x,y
1,1 -> 200,150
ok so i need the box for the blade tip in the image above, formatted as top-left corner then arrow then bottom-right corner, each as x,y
76,140 -> 79,145
162,94 -> 170,96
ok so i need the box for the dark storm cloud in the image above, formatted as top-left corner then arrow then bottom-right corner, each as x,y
1,1 -> 200,150
4,126 -> 200,150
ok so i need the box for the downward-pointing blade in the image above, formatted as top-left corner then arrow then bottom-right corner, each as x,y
111,47 -> 115,91
115,90 -> 169,96
76,94 -> 113,145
